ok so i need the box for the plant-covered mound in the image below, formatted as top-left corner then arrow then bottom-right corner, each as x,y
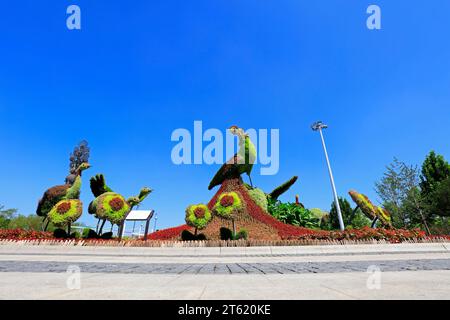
213,192 -> 243,219
185,204 -> 212,229
47,199 -> 83,227
94,192 -> 131,225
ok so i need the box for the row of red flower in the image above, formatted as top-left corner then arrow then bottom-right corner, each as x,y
0,229 -> 54,240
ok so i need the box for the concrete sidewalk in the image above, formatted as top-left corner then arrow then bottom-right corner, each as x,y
0,243 -> 449,299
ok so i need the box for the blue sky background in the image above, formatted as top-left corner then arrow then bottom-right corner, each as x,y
1,1 -> 450,231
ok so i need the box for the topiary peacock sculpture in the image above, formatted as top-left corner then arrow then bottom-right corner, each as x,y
36,162 -> 91,231
348,190 -> 392,228
208,126 -> 257,190
88,174 -> 152,238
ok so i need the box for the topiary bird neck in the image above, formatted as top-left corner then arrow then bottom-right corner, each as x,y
66,175 -> 82,200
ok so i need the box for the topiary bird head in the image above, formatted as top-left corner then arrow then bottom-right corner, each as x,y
77,162 -> 91,173
229,125 -> 246,139
138,187 -> 153,201
127,196 -> 141,207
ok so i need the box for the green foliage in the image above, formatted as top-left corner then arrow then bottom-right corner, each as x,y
181,230 -> 206,241
247,188 -> 268,211
213,192 -> 243,219
220,227 -> 233,240
427,177 -> 450,217
100,232 -> 113,240
375,158 -> 426,229
0,206 -> 17,229
47,200 -> 83,227
53,228 -> 68,239
96,193 -> 131,225
268,199 -> 321,229
269,176 -> 298,200
420,151 -> 450,197
329,197 -> 370,230
235,228 -> 248,240
71,231 -> 81,239
185,204 -> 212,229
8,214 -> 54,231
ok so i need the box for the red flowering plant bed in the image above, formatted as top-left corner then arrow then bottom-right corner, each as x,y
147,224 -> 191,240
297,227 -> 428,243
0,229 -> 54,240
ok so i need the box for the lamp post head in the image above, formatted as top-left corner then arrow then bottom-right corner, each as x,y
311,121 -> 328,131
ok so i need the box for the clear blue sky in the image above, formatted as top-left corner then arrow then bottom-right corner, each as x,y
1,1 -> 450,230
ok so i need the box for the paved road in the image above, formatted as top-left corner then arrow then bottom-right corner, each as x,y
0,243 -> 449,299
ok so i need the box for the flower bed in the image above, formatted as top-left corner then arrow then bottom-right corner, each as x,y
147,224 -> 191,240
0,229 -> 54,240
297,227 -> 429,243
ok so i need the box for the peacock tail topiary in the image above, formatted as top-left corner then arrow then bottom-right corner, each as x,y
376,206 -> 392,227
47,199 -> 83,227
213,191 -> 243,219
185,204 -> 212,230
349,190 -> 378,220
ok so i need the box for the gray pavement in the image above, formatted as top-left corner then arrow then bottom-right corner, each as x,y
0,242 -> 449,299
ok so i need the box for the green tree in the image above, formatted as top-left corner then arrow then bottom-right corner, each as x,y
329,197 -> 370,230
0,205 -> 17,229
375,158 -> 429,232
420,151 -> 450,198
8,214 -> 57,231
426,177 -> 450,218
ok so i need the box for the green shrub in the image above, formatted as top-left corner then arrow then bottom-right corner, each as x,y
181,230 -> 196,241
53,228 -> 68,239
83,229 -> 99,239
220,227 -> 233,240
235,228 -> 248,240
100,232 -> 113,240
181,230 -> 206,241
268,199 -> 321,229
70,231 -> 81,239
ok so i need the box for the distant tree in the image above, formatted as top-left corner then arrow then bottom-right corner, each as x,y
375,158 -> 429,232
65,140 -> 90,184
7,214 -> 56,231
0,205 -> 17,229
426,177 -> 450,218
420,151 -> 450,198
329,197 -> 370,230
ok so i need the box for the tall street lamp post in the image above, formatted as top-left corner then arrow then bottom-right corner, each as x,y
311,121 -> 345,231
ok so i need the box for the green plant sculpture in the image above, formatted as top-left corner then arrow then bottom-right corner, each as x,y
349,190 -> 392,228
37,162 -> 91,232
213,191 -> 243,237
185,204 -> 212,237
47,199 -> 82,230
208,126 -> 256,190
247,188 -> 268,211
88,174 -> 152,238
